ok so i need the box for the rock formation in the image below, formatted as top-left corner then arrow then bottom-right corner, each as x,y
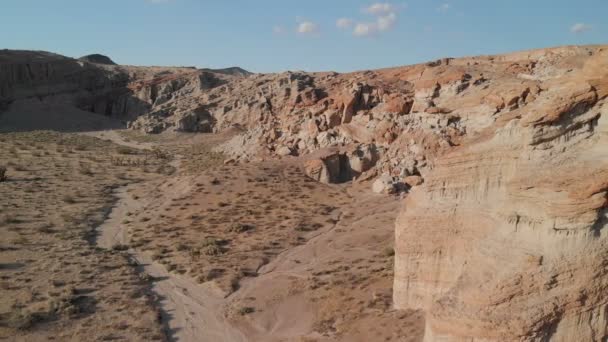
394,48 -> 608,341
78,53 -> 117,65
1,45 -> 607,341
0,50 -> 248,130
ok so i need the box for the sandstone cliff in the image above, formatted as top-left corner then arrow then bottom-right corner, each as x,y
0,50 -> 245,130
1,45 -> 607,341
393,48 -> 608,341
128,46 -> 607,341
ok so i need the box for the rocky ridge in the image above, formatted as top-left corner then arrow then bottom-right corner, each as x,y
1,45 -> 607,341
129,45 -> 608,341
394,47 -> 608,341
78,53 -> 117,65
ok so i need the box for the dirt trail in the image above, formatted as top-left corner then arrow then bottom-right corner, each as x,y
94,133 -> 247,342
93,130 -> 413,342
83,130 -> 156,150
228,187 -> 403,341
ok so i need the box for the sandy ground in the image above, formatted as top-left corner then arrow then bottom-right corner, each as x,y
0,124 -> 422,341
0,131 -> 167,341
97,186 -> 246,342
92,130 -> 424,342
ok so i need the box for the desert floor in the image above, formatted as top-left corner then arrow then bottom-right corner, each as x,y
1,127 -> 423,342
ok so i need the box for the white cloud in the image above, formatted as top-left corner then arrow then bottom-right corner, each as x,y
352,2 -> 400,37
570,23 -> 591,33
364,3 -> 396,15
377,12 -> 396,31
297,21 -> 319,35
438,3 -> 450,12
354,23 -> 376,37
336,18 -> 354,29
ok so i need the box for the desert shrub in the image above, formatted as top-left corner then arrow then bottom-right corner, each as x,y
110,156 -> 148,167
238,307 -> 255,315
1,214 -> 20,225
0,166 -> 6,182
150,147 -> 170,160
73,144 -> 87,151
116,146 -> 138,155
176,243 -> 190,251
228,223 -> 252,233
36,223 -> 55,234
112,244 -> 130,251
203,245 -> 223,256
200,237 -> 225,256
201,237 -> 221,247
78,164 -> 93,176
62,195 -> 76,204
155,164 -> 175,176
1,309 -> 48,330
383,247 -> 395,257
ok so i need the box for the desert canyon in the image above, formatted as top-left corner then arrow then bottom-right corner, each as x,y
0,45 -> 607,342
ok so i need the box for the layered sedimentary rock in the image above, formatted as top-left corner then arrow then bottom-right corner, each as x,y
394,48 -> 608,341
0,51 -> 143,119
2,45 -> 607,340
0,50 -> 245,128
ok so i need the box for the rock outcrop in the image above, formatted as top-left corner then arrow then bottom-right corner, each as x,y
0,50 -> 249,129
394,47 -> 608,341
1,45 -> 607,341
79,53 -> 117,65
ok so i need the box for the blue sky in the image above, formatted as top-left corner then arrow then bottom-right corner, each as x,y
1,0 -> 606,72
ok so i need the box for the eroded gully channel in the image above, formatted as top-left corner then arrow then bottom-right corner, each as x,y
93,133 -> 246,342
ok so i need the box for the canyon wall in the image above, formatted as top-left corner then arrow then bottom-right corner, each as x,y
394,48 -> 608,341
0,50 -> 237,126
1,46 -> 607,340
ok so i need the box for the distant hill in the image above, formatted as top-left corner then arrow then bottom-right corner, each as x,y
79,54 -> 117,65
0,49 -> 69,64
200,66 -> 252,77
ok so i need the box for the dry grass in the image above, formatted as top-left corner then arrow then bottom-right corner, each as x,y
125,161 -> 346,294
0,130 -> 167,341
0,129 -> 423,341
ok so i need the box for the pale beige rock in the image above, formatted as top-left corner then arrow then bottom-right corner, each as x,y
347,144 -> 378,174
3,46 -> 608,342
394,48 -> 608,342
303,159 -> 331,184
276,146 -> 293,156
403,175 -> 423,187
372,174 -> 397,194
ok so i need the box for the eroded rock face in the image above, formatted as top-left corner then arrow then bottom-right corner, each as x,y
303,144 -> 380,184
2,46 -> 607,341
394,48 -> 608,342
0,51 -> 129,113
0,50 -> 240,126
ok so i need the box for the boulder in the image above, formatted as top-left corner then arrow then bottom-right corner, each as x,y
383,95 -> 413,115
403,175 -> 423,187
372,174 -> 397,194
348,144 -> 379,174
276,146 -> 293,156
303,159 -> 331,184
